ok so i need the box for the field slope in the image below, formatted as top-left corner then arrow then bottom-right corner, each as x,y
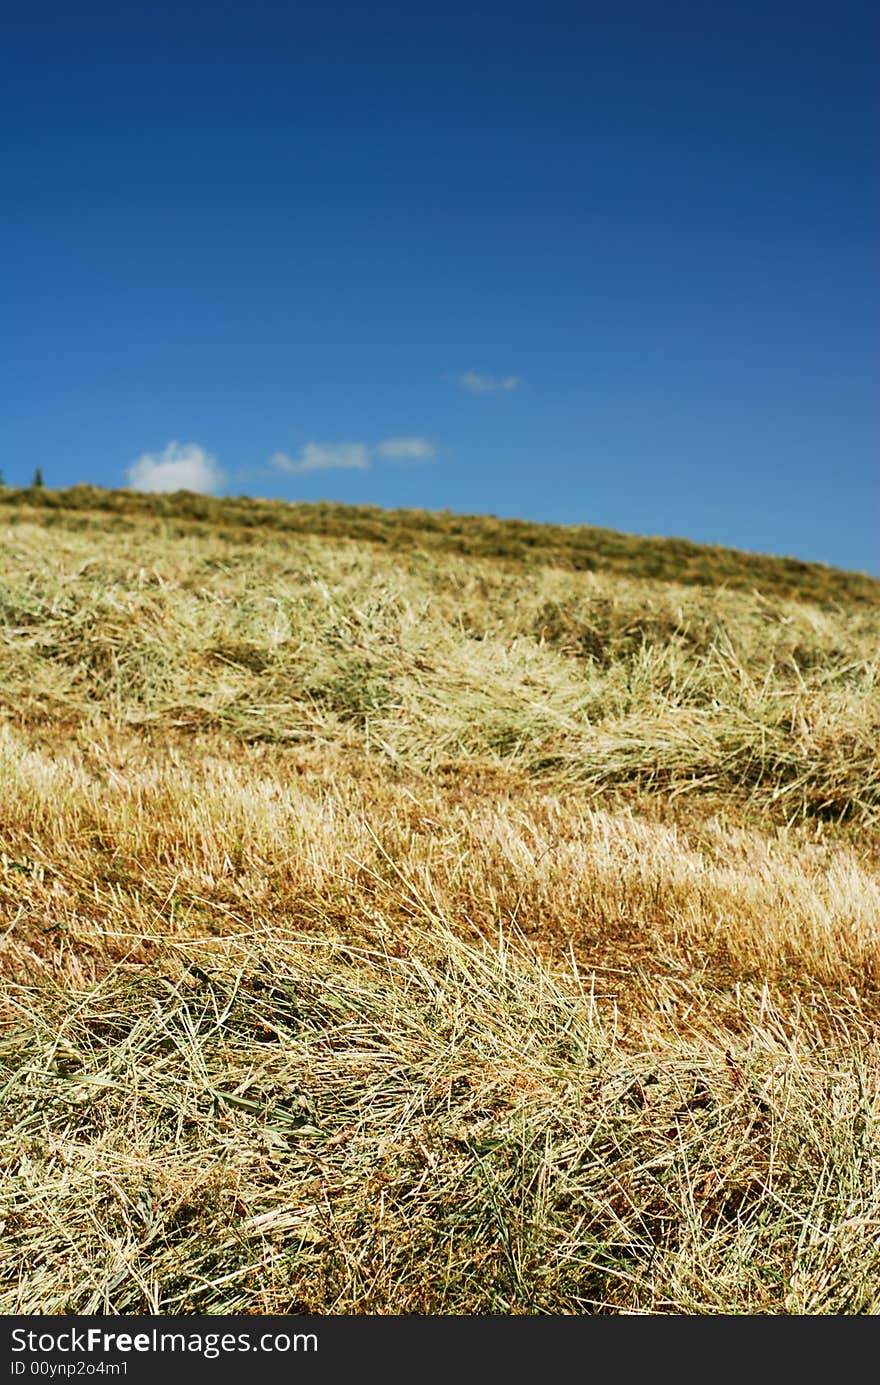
1,488 -> 879,1313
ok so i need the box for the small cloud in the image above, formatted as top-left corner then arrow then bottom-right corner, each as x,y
458,371 -> 520,394
271,441 -> 371,475
127,441 -> 223,494
374,436 -> 435,462
271,436 -> 436,474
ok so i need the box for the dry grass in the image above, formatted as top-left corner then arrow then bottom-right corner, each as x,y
4,927 -> 880,1315
1,493 -> 879,1314
3,484 -> 879,607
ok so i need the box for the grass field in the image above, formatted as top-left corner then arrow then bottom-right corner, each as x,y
1,488 -> 879,1313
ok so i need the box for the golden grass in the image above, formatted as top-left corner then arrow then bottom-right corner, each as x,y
1,494 -> 879,1313
2,731 -> 879,994
4,484 -> 879,607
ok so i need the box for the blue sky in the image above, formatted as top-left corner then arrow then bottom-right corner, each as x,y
3,1 -> 878,573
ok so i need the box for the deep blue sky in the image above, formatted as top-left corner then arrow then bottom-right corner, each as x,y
3,1 -> 878,573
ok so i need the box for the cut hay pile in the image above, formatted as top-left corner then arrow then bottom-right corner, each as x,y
1,493 -> 879,1313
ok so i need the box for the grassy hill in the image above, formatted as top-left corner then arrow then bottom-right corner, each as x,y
3,482 -> 879,606
1,487 -> 879,1313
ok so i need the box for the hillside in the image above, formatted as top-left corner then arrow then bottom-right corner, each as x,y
1,489 -> 879,1314
3,483 -> 879,607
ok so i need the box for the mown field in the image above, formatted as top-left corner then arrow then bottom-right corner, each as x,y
1,489 -> 879,1313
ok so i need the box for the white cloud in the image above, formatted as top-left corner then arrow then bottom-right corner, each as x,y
271,436 -> 435,474
271,441 -> 370,475
458,371 -> 520,394
374,436 -> 435,462
127,441 -> 223,494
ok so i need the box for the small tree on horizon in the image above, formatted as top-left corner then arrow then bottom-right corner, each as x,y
32,467 -> 44,488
